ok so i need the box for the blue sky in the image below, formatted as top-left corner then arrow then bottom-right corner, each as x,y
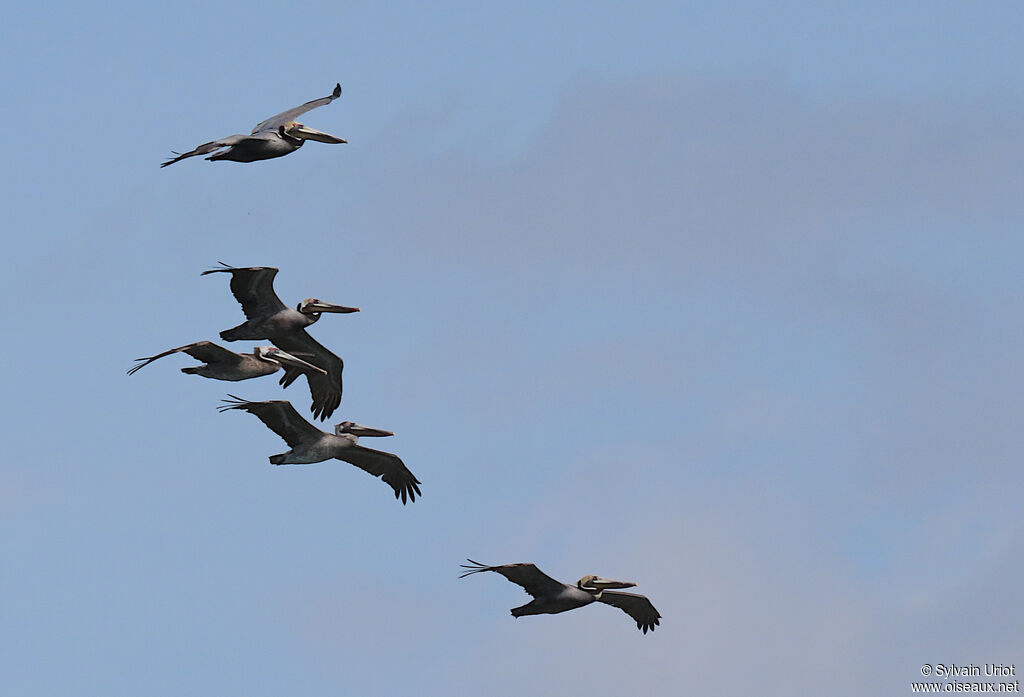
3,2 -> 1023,695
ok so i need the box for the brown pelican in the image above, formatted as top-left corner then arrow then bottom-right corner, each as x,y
459,560 -> 661,633
203,263 -> 358,420
218,397 -> 422,504
128,341 -> 325,384
161,83 -> 346,167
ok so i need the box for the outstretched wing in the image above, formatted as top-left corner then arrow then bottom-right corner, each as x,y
128,340 -> 244,375
160,134 -> 249,168
597,591 -> 662,634
218,396 -> 324,449
334,445 -> 421,504
252,83 -> 342,133
272,330 -> 342,420
201,263 -> 287,320
458,561 -> 566,599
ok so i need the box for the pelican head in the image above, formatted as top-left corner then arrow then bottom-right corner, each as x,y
254,346 -> 328,374
298,298 -> 361,317
578,575 -> 637,592
283,121 -> 347,144
335,421 -> 395,439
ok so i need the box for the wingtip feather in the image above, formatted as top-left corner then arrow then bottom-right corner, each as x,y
458,559 -> 494,578
217,394 -> 252,413
200,261 -> 234,276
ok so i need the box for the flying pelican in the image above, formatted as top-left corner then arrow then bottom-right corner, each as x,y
128,341 -> 325,384
161,83 -> 346,167
459,560 -> 661,633
218,397 -> 422,504
203,263 -> 358,420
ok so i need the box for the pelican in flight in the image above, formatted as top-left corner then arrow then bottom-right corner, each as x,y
204,263 -> 358,420
218,397 -> 422,504
161,83 -> 346,167
128,341 -> 325,386
459,560 -> 661,633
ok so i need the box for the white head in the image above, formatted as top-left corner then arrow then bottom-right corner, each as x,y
577,575 -> 637,595
283,121 -> 347,144
252,346 -> 327,374
297,298 -> 361,317
333,421 -> 395,440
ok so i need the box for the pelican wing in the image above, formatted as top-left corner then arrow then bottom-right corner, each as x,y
271,330 -> 342,421
252,83 -> 342,133
128,340 -> 243,375
458,561 -> 566,599
334,444 -> 421,504
201,263 -> 287,320
160,134 -> 249,168
218,397 -> 324,449
597,591 -> 662,634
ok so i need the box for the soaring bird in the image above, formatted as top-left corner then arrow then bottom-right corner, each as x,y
128,341 -> 326,395
218,397 -> 422,504
459,560 -> 661,633
161,83 -> 346,167
203,263 -> 358,420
